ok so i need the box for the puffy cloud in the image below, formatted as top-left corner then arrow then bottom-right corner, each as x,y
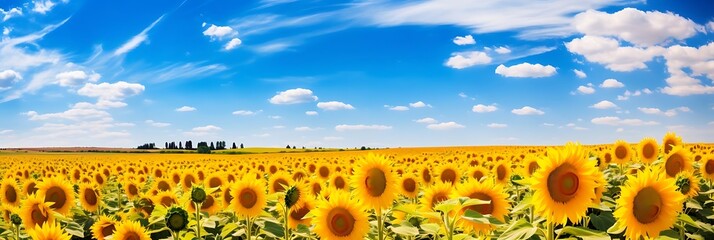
591,100 -> 617,109
487,123 -> 507,128
512,106 -> 545,115
77,81 -> 145,101
145,120 -> 170,127
637,106 -> 690,117
203,24 -> 237,40
317,101 -> 354,110
1,7 -> 22,21
232,110 -> 258,116
295,126 -> 320,131
472,104 -> 497,113
617,89 -> 652,100
32,0 -> 55,14
591,116 -> 659,126
387,105 -> 409,111
565,35 -> 664,72
661,42 -> 714,96
224,38 -> 243,50
495,62 -> 556,78
25,108 -> 110,121
55,71 -> 101,87
335,124 -> 392,131
572,8 -> 702,46
427,122 -> 465,130
577,84 -> 595,94
445,51 -> 492,69
409,101 -> 431,108
0,69 -> 22,89
495,46 -> 511,54
573,69 -> 587,78
600,78 -> 624,88
175,106 -> 197,112
305,111 -> 318,116
415,117 -> 438,124
453,35 -> 475,45
269,88 -> 318,104
184,125 -> 222,136
73,100 -> 128,109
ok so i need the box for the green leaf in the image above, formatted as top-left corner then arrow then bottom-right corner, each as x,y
510,196 -> 533,214
558,226 -> 609,240
434,198 -> 460,213
607,221 -> 626,235
390,225 -> 419,236
589,212 -> 615,231
262,219 -> 284,238
462,209 -> 502,225
220,222 -> 238,238
497,218 -> 537,240
63,221 -> 85,238
686,199 -> 703,210
420,223 -> 441,234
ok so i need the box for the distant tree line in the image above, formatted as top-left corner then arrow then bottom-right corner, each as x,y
137,143 -> 157,149
139,141 -> 245,151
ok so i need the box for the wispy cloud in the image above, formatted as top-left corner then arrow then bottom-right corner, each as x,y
114,15 -> 165,56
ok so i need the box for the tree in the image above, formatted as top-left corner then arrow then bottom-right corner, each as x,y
179,142 -> 183,149
361,146 -> 367,150
210,142 -> 215,150
292,146 -> 296,149
286,145 -> 291,149
240,143 -> 244,149
232,142 -> 237,149
197,145 -> 211,154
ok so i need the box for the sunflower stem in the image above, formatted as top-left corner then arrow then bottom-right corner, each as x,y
529,206 -> 534,223
377,208 -> 384,240
195,202 -> 202,239
15,224 -> 20,240
679,222 -> 686,240
245,217 -> 252,240
546,221 -> 555,240
284,203 -> 290,240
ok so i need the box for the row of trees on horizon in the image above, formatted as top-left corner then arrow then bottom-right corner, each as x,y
137,141 -> 243,150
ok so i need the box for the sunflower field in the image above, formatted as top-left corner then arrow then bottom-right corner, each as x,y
1,132 -> 714,240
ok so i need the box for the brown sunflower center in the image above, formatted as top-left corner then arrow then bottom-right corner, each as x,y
201,195 -> 215,210
642,144 -> 656,159
319,166 -> 330,178
128,184 -> 138,196
547,164 -> 579,203
95,175 -> 104,185
273,179 -> 288,193
473,171 -> 484,180
101,224 -> 116,238
334,176 -> 346,189
615,145 -> 628,159
27,182 -> 38,195
5,185 -> 17,203
604,153 -> 612,164
467,192 -> 494,215
31,204 -> 49,226
184,175 -> 195,189
223,189 -> 233,205
84,188 -> 98,205
422,169 -> 432,183
124,232 -> 141,240
239,188 -> 258,209
327,207 -> 355,237
73,171 -> 81,181
154,170 -> 163,178
293,172 -> 305,181
160,196 -> 175,207
496,165 -> 507,180
209,178 -> 222,188
705,160 -> 714,175
172,174 -> 181,184
364,168 -> 387,197
312,183 -> 322,196
430,192 -> 449,209
632,187 -> 662,224
158,181 -> 171,191
664,140 -> 674,154
44,186 -> 67,210
665,153 -> 684,177
402,178 -> 416,193
290,205 -> 310,221
440,169 -> 457,184
528,162 -> 539,175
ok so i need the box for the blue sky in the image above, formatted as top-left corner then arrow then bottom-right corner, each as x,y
0,0 -> 713,148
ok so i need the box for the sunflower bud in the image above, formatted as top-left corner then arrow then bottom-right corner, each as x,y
10,213 -> 21,225
165,206 -> 189,232
675,175 -> 691,195
510,174 -> 524,187
191,187 -> 206,204
284,185 -> 300,209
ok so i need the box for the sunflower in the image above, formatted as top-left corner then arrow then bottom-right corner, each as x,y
79,183 -> 101,212
91,216 -> 116,240
268,171 -> 293,194
123,180 -> 141,200
532,143 -> 598,224
24,179 -> 39,196
309,179 -> 324,198
637,137 -> 659,164
331,173 -> 348,190
0,178 -> 20,207
20,194 -> 55,230
94,172 -> 106,187
612,140 -> 632,165
36,177 -> 75,215
398,174 -> 419,199
662,132 -> 682,155
350,153 -> 398,210
286,197 -> 315,229
222,183 -> 234,207
317,164 -> 331,180
153,191 -> 178,207
154,179 -> 172,192
420,165 -> 433,185
420,181 -> 453,212
468,166 -> 488,181
230,178 -> 267,218
285,181 -> 310,212
181,171 -> 198,192
700,155 -> 714,181
592,169 -> 606,205
312,191 -> 369,240
437,163 -> 461,185
675,171 -> 700,198
522,157 -> 540,178
204,173 -> 225,193
613,167 -> 684,240
454,179 -> 509,235
599,152 -> 612,170
662,145 -> 693,178
493,161 -> 511,185
28,222 -> 72,240
112,221 -> 151,240
188,193 -> 221,215
170,170 -> 182,186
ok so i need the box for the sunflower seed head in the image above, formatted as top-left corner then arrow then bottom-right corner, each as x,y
285,185 -> 300,208
191,187 -> 206,204
165,206 -> 189,232
10,213 -> 21,225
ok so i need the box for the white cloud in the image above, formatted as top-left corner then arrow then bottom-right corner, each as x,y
317,101 -> 354,110
184,125 -> 222,136
0,129 -> 13,135
638,107 -> 690,117
273,125 -> 285,129
295,126 -> 320,131
77,81 -> 145,101
453,35 -> 475,45
268,115 -> 282,119
577,84 -> 595,94
565,35 -> 664,72
175,106 -> 197,112
24,108 -> 110,121
32,0 -> 56,14
323,136 -> 343,141
114,15 -> 164,56
487,123 -> 507,128
512,106 -> 544,115
55,71 -> 101,87
335,124 -> 392,131
591,116 -> 659,126
572,8 -> 702,46
387,105 -> 409,111
495,62 -> 556,78
145,120 -> 170,127
661,42 -> 714,96
495,46 -> 511,54
2,27 -> 10,35
617,89 -> 652,100
232,110 -> 258,116
543,123 -> 555,127
72,100 -> 128,109
409,101 -> 431,108
616,128 -> 624,132
305,111 -> 318,116
1,7 -> 22,21
445,51 -> 492,69
472,104 -> 497,113
224,38 -> 243,50
253,133 -> 271,138
573,69 -> 587,78
269,88 -> 318,104
591,100 -> 617,109
415,117 -> 438,124
203,24 -> 237,40
600,78 -> 624,88
427,122 -> 465,130
0,70 -> 22,89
